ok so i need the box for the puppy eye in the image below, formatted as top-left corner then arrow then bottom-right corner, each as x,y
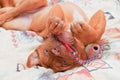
44,49 -> 49,54
62,60 -> 67,65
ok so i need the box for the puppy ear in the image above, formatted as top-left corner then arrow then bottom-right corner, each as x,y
89,10 -> 106,37
27,51 -> 39,67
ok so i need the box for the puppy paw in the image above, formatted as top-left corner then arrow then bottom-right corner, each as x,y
47,17 -> 66,34
71,22 -> 98,45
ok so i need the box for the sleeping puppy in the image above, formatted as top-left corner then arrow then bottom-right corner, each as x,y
0,2 -> 106,72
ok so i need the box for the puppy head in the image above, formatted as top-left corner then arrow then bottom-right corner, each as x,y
27,36 -> 81,72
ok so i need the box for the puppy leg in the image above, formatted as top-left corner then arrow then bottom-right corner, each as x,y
38,17 -> 66,38
0,0 -> 47,25
71,10 -> 106,45
0,7 -> 14,15
0,0 -> 14,7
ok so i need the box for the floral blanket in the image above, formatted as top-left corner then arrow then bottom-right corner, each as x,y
0,0 -> 120,80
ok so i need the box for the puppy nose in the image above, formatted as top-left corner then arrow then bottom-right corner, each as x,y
51,48 -> 60,56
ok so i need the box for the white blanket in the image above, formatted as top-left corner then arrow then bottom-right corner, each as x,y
0,0 -> 120,80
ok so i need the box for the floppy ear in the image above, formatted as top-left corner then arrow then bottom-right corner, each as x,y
27,51 -> 40,67
89,10 -> 106,38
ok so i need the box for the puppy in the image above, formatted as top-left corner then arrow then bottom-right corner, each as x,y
0,2 -> 106,72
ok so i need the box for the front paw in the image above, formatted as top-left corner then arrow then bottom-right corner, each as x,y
47,17 -> 66,34
70,22 -> 90,40
71,22 -> 98,45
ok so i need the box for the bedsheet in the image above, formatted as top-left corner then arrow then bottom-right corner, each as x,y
0,0 -> 120,80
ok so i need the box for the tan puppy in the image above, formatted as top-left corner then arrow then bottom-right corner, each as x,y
0,2 -> 106,72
